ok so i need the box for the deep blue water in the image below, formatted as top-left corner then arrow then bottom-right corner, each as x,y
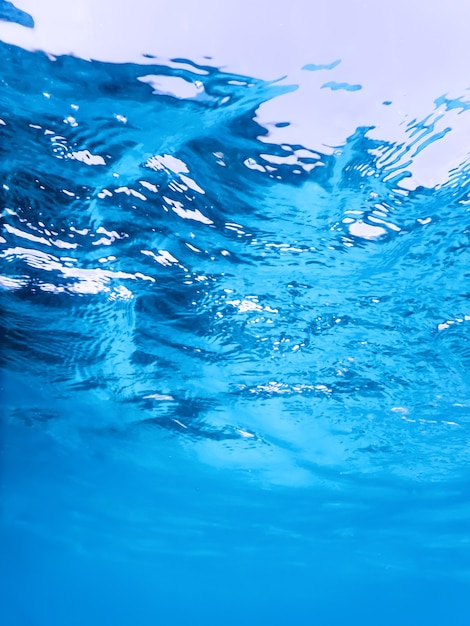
1,39 -> 470,624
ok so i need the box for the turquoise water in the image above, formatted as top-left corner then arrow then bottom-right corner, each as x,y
1,40 -> 470,624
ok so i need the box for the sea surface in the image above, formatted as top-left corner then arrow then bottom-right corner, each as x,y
1,30 -> 470,625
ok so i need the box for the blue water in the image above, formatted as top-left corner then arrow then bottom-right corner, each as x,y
1,39 -> 470,624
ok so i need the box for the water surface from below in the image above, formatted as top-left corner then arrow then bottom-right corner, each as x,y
1,35 -> 470,624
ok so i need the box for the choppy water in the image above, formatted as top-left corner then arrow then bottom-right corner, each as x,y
1,38 -> 470,624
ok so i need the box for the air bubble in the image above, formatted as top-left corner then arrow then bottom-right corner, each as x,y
50,139 -> 69,159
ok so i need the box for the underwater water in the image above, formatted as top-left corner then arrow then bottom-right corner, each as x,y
1,32 -> 470,625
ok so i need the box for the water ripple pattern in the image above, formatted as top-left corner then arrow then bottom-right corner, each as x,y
1,41 -> 470,498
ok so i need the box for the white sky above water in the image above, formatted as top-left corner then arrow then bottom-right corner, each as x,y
1,0 -> 470,188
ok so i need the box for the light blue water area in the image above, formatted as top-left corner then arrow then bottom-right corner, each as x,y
1,40 -> 470,624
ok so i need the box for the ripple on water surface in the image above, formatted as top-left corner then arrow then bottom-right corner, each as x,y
1,41 -> 470,499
